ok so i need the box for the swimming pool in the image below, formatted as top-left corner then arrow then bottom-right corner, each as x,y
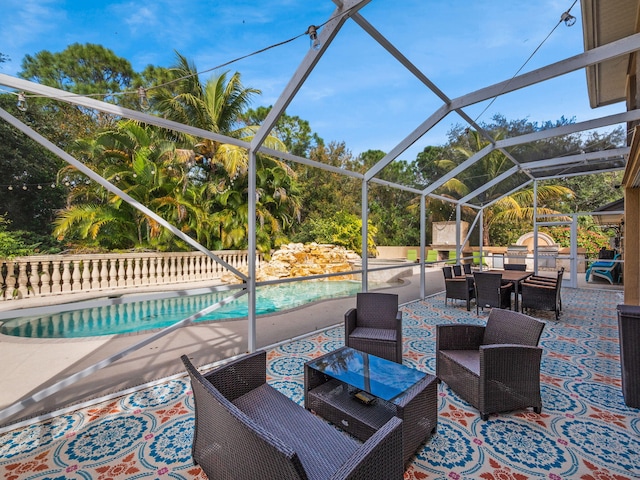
0,280 -> 379,339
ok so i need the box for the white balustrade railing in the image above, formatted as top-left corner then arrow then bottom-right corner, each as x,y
0,251 -> 262,302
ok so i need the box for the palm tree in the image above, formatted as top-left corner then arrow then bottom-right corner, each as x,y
54,121 -> 199,250
151,53 -> 301,253
152,53 -> 271,180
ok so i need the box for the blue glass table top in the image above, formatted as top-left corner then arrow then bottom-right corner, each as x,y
305,347 -> 427,402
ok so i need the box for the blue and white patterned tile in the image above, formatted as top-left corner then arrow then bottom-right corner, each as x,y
1,287 -> 634,480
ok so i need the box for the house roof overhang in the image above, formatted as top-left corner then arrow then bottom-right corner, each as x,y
582,0 -> 640,108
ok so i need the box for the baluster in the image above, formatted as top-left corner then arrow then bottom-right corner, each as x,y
4,261 -> 16,299
220,253 -> 229,277
29,261 -> 40,296
91,259 -> 100,290
191,255 -> 198,281
51,260 -> 62,293
81,259 -> 91,291
199,254 -> 206,280
178,255 -> 186,282
130,257 -> 142,285
71,260 -> 82,291
140,257 -> 149,285
197,254 -> 203,280
16,261 -> 30,298
109,259 -> 118,288
179,255 -> 186,282
170,255 -> 178,283
147,257 -> 156,285
61,260 -> 72,292
100,259 -> 109,289
40,261 -> 52,295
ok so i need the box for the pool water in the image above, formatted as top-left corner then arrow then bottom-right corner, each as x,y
0,280 -> 373,339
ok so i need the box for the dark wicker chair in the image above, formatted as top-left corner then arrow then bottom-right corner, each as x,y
442,266 -> 453,279
504,263 -> 527,271
473,272 -> 513,315
436,308 -> 545,420
528,266 -> 564,284
443,267 -> 475,311
616,305 -> 640,408
182,351 -> 404,479
345,292 -> 403,363
462,263 -> 472,275
521,267 -> 564,320
452,264 -> 462,276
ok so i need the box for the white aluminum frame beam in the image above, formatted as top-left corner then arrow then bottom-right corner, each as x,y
458,165 -> 521,205
364,32 -> 640,187
252,0 -> 372,151
522,147 -> 629,172
496,110 -> 640,149
353,12 -> 512,177
423,144 -> 495,195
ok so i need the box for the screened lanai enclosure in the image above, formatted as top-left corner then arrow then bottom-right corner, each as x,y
0,0 -> 639,426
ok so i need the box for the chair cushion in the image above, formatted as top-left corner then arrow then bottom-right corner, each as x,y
349,327 -> 397,342
439,350 -> 480,376
234,383 -> 358,475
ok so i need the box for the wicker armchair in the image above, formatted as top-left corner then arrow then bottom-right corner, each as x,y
436,309 -> 545,420
182,351 -> 404,479
345,293 -> 403,363
473,272 -> 513,315
521,267 -> 564,320
443,267 -> 475,311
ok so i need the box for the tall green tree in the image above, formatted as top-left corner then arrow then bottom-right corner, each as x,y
0,94 -> 67,239
242,106 -> 323,157
19,43 -> 139,103
360,150 -> 421,246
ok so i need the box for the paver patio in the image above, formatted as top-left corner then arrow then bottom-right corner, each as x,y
1,286 -> 638,479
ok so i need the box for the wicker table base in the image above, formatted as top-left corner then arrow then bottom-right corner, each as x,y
305,349 -> 437,466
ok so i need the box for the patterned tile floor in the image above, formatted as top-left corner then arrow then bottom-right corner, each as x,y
1,287 -> 639,479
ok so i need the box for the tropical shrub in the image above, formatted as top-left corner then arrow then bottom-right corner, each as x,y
543,226 -> 611,256
292,211 -> 377,256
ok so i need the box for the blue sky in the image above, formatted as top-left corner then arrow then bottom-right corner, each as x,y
0,0 -> 625,160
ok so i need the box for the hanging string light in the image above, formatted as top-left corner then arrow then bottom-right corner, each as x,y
306,25 -> 321,51
561,10 -> 577,27
137,86 -> 150,110
16,92 -> 27,112
1,181 -> 69,191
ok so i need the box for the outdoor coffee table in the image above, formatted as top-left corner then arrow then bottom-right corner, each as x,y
304,346 -> 437,465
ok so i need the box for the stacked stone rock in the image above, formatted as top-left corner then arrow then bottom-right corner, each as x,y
221,243 -> 360,283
